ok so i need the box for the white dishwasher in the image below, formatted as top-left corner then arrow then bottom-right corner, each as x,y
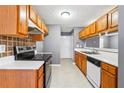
86,56 -> 101,88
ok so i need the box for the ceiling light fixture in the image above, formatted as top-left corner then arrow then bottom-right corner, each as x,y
61,11 -> 71,18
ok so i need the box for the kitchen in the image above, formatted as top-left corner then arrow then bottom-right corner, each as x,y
0,5 -> 118,88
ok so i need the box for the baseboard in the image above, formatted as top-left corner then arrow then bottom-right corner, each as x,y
50,64 -> 61,66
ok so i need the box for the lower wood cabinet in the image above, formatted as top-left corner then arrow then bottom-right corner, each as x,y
0,66 -> 44,88
101,62 -> 118,88
38,74 -> 44,88
75,51 -> 118,88
75,52 -> 81,69
80,54 -> 87,75
75,51 -> 87,76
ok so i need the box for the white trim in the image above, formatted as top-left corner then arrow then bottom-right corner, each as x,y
50,64 -> 61,66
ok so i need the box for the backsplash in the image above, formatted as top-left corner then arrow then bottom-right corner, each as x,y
85,36 -> 100,48
0,35 -> 35,58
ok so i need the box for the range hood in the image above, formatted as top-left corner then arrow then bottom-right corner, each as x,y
28,20 -> 44,34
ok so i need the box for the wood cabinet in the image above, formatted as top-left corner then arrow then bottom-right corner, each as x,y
96,14 -> 108,32
0,66 -> 44,88
18,5 -> 28,35
75,52 -> 81,69
38,74 -> 44,88
75,51 -> 118,88
0,5 -> 28,37
32,34 -> 44,42
101,62 -> 118,88
79,30 -> 85,39
79,27 -> 90,39
85,27 -> 90,36
80,53 -> 87,75
42,22 -> 48,35
38,66 -> 44,88
108,7 -> 118,32
37,15 -> 42,28
79,6 -> 118,40
29,6 -> 37,24
29,5 -> 48,38
89,22 -> 96,34
75,51 -> 87,75
28,5 -> 48,40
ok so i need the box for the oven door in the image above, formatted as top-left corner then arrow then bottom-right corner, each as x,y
44,57 -> 52,88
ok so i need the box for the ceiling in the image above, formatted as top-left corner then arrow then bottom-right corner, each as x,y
33,5 -> 115,32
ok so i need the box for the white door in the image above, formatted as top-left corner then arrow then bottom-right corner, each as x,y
60,36 -> 73,58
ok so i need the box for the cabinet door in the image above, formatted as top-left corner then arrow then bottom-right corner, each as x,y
37,15 -> 42,28
101,69 -> 117,88
29,6 -> 37,24
81,54 -> 87,75
18,5 -> 28,35
96,15 -> 108,32
108,7 -> 118,29
75,53 -> 78,65
38,74 -> 44,88
90,22 -> 96,34
78,54 -> 82,69
85,27 -> 90,36
42,22 -> 48,35
32,34 -> 44,42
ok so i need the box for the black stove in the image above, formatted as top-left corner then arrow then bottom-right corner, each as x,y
14,46 -> 52,61
32,54 -> 52,61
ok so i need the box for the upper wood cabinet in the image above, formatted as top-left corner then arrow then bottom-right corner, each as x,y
85,27 -> 90,36
0,5 -> 28,37
79,6 -> 118,40
37,15 -> 42,28
18,5 -> 28,35
29,6 -> 37,24
32,34 -> 44,42
108,7 -> 118,32
89,22 -> 96,34
79,29 -> 85,39
29,5 -> 48,37
96,14 -> 108,32
42,22 -> 48,35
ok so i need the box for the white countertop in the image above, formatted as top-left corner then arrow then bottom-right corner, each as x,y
75,48 -> 118,67
0,61 -> 44,70
0,56 -> 44,70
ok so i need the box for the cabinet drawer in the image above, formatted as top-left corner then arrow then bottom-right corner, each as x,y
38,66 -> 44,77
101,62 -> 117,75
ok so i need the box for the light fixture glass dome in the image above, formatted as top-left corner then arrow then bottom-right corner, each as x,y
61,11 -> 70,18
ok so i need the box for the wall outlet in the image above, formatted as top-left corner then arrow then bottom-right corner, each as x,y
0,45 -> 6,53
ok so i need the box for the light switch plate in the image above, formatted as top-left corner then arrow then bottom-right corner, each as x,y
0,45 -> 6,53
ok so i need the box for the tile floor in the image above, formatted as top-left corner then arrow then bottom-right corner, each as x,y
50,58 -> 93,88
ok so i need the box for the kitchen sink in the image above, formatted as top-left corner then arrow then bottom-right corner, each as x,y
81,51 -> 99,54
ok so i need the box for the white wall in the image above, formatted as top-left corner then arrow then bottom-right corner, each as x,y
36,41 -> 44,52
43,25 -> 61,64
60,36 -> 73,59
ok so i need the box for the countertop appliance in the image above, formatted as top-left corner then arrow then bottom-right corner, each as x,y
87,56 -> 101,88
14,46 -> 52,88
